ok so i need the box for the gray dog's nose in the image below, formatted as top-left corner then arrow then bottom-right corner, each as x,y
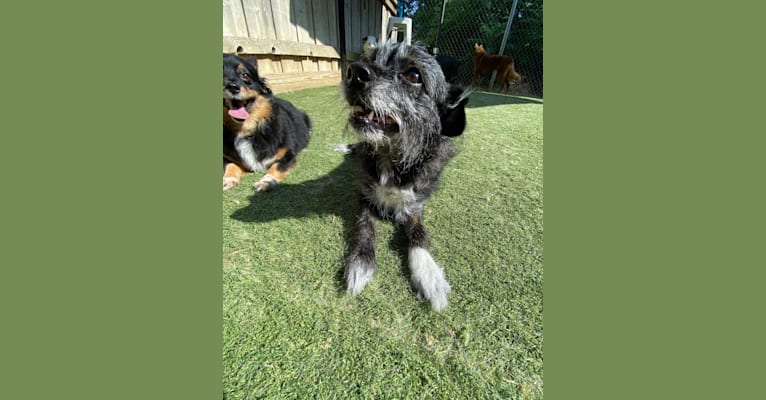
347,62 -> 374,85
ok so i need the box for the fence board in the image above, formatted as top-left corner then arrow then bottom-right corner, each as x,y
378,4 -> 387,40
352,0 -> 361,52
239,0 -> 276,40
293,0 -> 315,44
370,2 -> 379,41
271,0 -> 296,41
223,0 -> 248,37
279,57 -> 299,73
363,0 -> 377,41
223,37 -> 340,59
263,70 -> 341,93
311,0 -> 338,47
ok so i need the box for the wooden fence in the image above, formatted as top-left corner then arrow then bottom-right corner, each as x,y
223,0 -> 395,93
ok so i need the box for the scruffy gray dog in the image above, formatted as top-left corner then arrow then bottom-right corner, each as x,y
342,42 -> 469,312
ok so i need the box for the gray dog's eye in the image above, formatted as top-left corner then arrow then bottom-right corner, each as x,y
400,68 -> 422,84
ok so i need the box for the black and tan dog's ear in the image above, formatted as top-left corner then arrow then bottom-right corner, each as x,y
235,55 -> 272,96
257,76 -> 272,95
440,85 -> 469,137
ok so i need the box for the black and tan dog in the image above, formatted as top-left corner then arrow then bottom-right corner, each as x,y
342,42 -> 469,312
223,54 -> 311,191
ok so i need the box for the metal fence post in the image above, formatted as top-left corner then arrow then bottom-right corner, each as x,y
489,0 -> 519,89
433,0 -> 448,55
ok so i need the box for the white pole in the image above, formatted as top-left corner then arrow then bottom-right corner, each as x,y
489,0 -> 520,90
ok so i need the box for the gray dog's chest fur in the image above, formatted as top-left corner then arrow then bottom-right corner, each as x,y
368,168 -> 422,223
357,144 -> 451,223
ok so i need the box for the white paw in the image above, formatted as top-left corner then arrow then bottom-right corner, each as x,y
409,247 -> 451,312
345,258 -> 376,295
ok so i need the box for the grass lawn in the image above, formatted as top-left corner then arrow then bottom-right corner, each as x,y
223,86 -> 543,399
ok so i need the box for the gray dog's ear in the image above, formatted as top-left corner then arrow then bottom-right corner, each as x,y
440,86 -> 469,137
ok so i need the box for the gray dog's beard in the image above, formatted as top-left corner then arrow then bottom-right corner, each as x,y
348,101 -> 443,169
344,42 -> 449,169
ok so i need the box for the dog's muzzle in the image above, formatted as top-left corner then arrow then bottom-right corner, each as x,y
223,84 -> 252,122
344,62 -> 398,134
225,82 -> 240,96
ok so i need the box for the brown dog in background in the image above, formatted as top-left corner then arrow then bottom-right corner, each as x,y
472,43 -> 521,93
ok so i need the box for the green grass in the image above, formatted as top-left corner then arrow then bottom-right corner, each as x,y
223,86 -> 543,399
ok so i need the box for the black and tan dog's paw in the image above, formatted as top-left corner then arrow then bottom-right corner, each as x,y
223,162 -> 246,191
253,176 -> 278,192
223,177 -> 240,191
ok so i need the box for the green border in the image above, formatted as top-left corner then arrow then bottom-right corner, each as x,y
2,2 -> 221,399
4,1 -> 762,399
547,1 -> 763,399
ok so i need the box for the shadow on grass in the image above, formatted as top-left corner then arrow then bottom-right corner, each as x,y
230,153 -> 356,224
230,153 -> 358,293
229,152 -> 427,298
465,89 -> 543,108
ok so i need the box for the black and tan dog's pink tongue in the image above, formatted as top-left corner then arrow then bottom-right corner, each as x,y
228,107 -> 249,120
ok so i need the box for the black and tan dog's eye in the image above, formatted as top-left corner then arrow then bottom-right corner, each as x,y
401,68 -> 422,84
240,72 -> 252,83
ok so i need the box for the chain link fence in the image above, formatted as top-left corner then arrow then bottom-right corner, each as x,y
403,0 -> 543,98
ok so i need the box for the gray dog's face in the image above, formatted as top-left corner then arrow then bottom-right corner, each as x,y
343,43 -> 455,146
